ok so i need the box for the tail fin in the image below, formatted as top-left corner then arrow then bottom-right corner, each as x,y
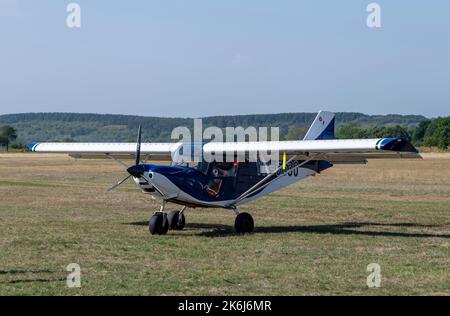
303,111 -> 335,140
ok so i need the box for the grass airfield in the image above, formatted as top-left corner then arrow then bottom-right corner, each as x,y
0,153 -> 449,295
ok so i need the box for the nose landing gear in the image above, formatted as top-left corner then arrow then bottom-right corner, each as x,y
149,201 -> 169,235
149,212 -> 169,235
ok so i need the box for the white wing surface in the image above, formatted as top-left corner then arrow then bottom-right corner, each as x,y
29,137 -> 421,163
203,138 -> 421,163
29,142 -> 178,160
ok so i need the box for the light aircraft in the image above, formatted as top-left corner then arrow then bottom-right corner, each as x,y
29,111 -> 421,235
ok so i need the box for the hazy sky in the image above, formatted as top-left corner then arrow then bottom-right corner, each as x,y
1,0 -> 449,118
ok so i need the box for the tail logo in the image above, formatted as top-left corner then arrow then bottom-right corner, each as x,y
319,116 -> 325,125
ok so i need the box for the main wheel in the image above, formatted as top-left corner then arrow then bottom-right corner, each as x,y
149,213 -> 169,235
234,212 -> 254,234
167,210 -> 186,230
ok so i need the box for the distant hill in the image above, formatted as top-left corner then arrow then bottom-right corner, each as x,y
0,112 -> 428,144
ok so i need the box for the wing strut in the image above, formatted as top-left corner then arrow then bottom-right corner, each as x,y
230,154 -> 322,206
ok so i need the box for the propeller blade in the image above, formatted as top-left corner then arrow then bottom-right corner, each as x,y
105,154 -> 129,170
107,174 -> 131,192
136,125 -> 142,166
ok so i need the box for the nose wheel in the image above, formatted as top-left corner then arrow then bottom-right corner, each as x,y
149,203 -> 187,235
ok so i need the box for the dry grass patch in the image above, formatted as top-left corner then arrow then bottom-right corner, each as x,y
0,153 -> 449,295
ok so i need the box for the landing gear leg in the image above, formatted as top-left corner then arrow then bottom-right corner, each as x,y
149,201 -> 169,235
233,207 -> 254,234
167,206 -> 186,231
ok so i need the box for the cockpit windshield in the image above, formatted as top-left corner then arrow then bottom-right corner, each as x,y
171,143 -> 239,177
171,144 -> 209,175
172,160 -> 209,175
171,143 -> 206,169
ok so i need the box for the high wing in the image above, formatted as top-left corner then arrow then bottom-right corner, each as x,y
29,137 -> 421,164
28,111 -> 420,163
203,138 -> 421,164
28,142 -> 178,161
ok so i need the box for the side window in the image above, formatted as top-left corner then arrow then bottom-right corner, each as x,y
257,160 -> 278,175
213,162 -> 237,178
206,162 -> 236,198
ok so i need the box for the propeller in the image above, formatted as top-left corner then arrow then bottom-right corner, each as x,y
135,125 -> 141,165
107,174 -> 131,192
107,125 -> 145,192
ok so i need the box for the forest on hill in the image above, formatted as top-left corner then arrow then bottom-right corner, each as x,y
0,112 -> 427,142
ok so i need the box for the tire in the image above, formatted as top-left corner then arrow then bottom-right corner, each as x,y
167,211 -> 185,230
234,212 -> 254,234
149,213 -> 169,235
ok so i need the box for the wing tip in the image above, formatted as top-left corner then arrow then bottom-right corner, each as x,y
28,142 -> 39,152
379,138 -> 419,154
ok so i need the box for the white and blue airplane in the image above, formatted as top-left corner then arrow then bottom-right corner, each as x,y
29,111 -> 421,235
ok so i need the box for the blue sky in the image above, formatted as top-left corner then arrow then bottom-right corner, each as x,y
0,0 -> 449,118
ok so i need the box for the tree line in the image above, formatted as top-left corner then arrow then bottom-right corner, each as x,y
0,112 -> 429,144
335,117 -> 449,149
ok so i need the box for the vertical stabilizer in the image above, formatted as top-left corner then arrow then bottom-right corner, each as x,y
303,111 -> 335,140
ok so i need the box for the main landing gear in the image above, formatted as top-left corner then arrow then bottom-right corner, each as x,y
149,203 -> 186,235
148,203 -> 254,235
149,212 -> 169,235
234,208 -> 254,234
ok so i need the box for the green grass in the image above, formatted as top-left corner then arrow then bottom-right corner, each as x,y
0,180 -> 58,188
0,153 -> 449,295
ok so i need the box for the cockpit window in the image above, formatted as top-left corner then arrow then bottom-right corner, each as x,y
206,162 -> 237,198
172,160 -> 210,175
171,142 -> 205,167
210,162 -> 237,178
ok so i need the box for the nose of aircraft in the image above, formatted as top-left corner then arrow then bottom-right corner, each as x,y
127,165 -> 145,177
